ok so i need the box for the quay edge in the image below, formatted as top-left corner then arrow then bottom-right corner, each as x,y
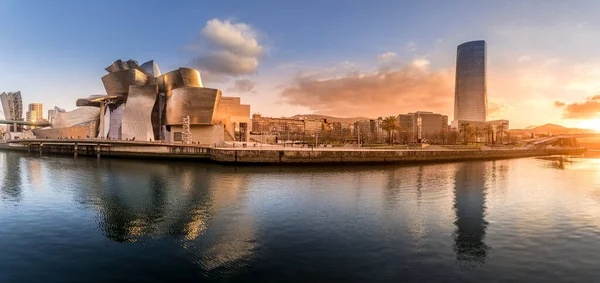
0,140 -> 587,164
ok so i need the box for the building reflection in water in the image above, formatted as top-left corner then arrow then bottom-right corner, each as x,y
453,162 -> 489,266
0,152 -> 23,202
79,159 -> 256,274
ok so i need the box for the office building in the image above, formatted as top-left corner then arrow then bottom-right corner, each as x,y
454,40 -> 487,123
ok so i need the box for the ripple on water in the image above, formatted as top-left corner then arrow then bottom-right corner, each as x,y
2,153 -> 600,282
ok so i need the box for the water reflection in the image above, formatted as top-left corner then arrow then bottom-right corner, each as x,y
453,162 -> 489,266
76,159 -> 257,274
1,152 -> 23,202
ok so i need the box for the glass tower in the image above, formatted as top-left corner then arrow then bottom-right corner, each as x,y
454,40 -> 487,122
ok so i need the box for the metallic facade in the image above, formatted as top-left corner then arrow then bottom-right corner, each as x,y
165,87 -> 221,125
121,85 -> 158,141
52,106 -> 100,130
106,103 -> 125,139
454,40 -> 487,122
101,69 -> 150,98
40,58 -> 249,144
156,68 -> 203,94
140,60 -> 161,77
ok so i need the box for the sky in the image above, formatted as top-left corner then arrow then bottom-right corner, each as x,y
2,0 -> 600,129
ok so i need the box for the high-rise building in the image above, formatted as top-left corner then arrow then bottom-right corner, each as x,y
0,91 -> 24,131
26,103 -> 43,126
454,40 -> 487,123
28,103 -> 43,120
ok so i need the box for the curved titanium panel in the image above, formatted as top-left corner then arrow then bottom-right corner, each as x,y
454,40 -> 487,122
107,103 -> 125,139
165,87 -> 221,125
121,85 -> 158,141
75,94 -> 121,107
140,60 -> 162,77
101,69 -> 150,98
156,68 -> 203,95
52,106 -> 100,129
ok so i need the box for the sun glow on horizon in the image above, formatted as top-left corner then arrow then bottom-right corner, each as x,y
576,119 -> 600,132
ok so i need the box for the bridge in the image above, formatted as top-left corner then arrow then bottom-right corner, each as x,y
521,134 -> 600,146
0,119 -> 51,127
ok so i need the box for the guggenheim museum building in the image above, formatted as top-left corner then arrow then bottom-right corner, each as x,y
34,59 -> 250,145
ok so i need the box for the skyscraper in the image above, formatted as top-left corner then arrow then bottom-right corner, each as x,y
454,40 -> 487,122
26,103 -> 43,129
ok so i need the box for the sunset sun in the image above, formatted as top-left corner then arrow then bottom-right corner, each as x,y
577,119 -> 600,132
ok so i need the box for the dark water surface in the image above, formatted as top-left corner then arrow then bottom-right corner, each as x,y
1,151 -> 599,282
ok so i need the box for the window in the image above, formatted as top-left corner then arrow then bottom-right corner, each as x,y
173,132 -> 182,142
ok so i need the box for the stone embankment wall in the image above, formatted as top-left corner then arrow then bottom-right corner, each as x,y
1,140 -> 586,163
210,148 -> 586,164
0,141 -> 211,158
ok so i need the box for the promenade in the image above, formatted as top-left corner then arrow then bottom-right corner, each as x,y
0,139 -> 586,164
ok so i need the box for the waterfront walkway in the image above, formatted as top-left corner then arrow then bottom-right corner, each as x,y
0,138 -> 585,164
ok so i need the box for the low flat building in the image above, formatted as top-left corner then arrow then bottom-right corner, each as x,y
450,119 -> 509,143
398,111 -> 449,143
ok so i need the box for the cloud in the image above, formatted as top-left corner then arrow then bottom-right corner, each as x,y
280,60 -> 454,118
227,79 -> 256,93
554,101 -> 566,107
377,52 -> 397,65
559,95 -> 600,119
411,59 -> 430,69
488,98 -> 513,120
189,19 -> 264,82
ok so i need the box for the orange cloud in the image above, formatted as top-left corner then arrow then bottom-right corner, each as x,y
559,95 -> 600,119
280,63 -> 454,118
554,101 -> 566,107
488,98 -> 513,120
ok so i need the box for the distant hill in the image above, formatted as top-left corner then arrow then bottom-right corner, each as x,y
513,123 -> 596,134
289,114 -> 371,124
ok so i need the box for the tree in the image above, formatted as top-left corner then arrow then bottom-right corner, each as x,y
496,123 -> 507,144
448,130 -> 459,145
483,123 -> 494,144
474,126 -> 483,143
382,116 -> 400,144
459,122 -> 471,145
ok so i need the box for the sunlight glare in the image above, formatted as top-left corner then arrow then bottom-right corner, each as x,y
577,119 -> 600,132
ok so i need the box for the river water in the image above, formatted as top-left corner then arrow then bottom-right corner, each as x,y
1,151 -> 599,282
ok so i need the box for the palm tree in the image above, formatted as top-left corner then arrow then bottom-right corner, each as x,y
381,116 -> 399,144
496,123 -> 507,144
459,122 -> 471,145
483,123 -> 494,144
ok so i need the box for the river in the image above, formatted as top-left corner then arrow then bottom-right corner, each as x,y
1,151 -> 599,282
